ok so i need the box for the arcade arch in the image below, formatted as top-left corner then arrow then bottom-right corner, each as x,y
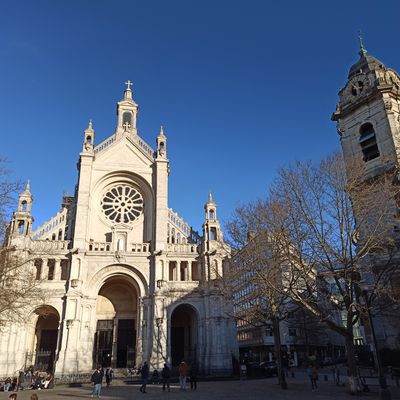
94,275 -> 139,368
170,304 -> 198,366
27,306 -> 60,372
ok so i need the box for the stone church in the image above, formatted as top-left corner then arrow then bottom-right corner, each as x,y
332,40 -> 400,349
1,82 -> 238,378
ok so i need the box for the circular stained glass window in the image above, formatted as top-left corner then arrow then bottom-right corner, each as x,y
101,184 -> 144,224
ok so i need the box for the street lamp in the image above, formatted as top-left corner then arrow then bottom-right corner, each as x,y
359,282 -> 391,400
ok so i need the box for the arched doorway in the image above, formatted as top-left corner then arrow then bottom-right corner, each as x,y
94,276 -> 138,368
28,306 -> 60,372
170,304 -> 198,366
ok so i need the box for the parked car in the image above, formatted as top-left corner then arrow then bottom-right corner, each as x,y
259,361 -> 278,377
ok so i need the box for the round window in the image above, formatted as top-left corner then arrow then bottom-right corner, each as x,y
101,184 -> 144,224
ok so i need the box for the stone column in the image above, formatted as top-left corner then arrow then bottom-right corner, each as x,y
188,261 -> 192,281
177,261 -> 181,281
55,258 -> 62,280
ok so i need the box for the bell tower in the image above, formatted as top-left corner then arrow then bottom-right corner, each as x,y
116,80 -> 139,135
9,181 -> 34,240
332,35 -> 400,176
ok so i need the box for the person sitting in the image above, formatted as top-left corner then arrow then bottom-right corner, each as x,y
3,377 -> 12,392
43,375 -> 53,389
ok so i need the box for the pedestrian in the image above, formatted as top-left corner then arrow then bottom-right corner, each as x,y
90,366 -> 103,398
161,363 -> 171,392
105,367 -> 113,387
178,360 -> 189,391
16,370 -> 25,391
4,377 -> 12,392
139,361 -> 149,393
151,369 -> 159,384
30,395 -> 39,400
189,363 -> 198,390
9,394 -> 17,400
307,364 -> 318,391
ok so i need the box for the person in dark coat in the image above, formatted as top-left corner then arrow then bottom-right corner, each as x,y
105,367 -> 113,387
91,366 -> 103,398
161,363 -> 171,392
139,362 -> 149,393
189,363 -> 198,390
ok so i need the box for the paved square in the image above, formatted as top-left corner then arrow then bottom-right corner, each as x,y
1,376 -> 400,400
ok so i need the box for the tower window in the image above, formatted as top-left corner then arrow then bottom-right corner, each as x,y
21,201 -> 27,211
359,123 -> 380,162
122,112 -> 132,127
209,209 -> 215,219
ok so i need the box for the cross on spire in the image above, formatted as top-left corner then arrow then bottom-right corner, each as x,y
123,121 -> 131,132
125,80 -> 133,90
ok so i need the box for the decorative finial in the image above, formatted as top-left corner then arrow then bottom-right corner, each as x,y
124,80 -> 133,99
208,192 -> 213,203
159,125 -> 165,136
26,180 -> 31,192
85,119 -> 94,133
358,30 -> 367,57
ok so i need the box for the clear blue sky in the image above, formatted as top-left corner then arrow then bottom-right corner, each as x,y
1,0 -> 399,233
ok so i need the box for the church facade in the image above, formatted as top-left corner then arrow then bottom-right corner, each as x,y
1,83 -> 238,377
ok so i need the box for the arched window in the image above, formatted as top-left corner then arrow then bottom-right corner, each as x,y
58,229 -> 63,240
359,123 -> 380,161
86,135 -> 92,144
21,201 -> 27,211
122,112 -> 132,127
18,221 -> 25,235
209,209 -> 215,220
52,233 -> 56,240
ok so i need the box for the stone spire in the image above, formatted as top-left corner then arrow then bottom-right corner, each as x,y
156,125 -> 167,159
83,119 -> 95,152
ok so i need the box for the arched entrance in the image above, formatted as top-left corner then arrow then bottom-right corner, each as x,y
170,304 -> 198,366
94,276 -> 138,368
28,306 -> 60,372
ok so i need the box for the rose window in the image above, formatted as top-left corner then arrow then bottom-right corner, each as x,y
101,184 -> 144,224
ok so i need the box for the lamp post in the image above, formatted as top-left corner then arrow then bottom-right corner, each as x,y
360,283 -> 391,400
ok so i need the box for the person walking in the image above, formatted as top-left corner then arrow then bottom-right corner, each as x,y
307,365 -> 318,391
161,363 -> 171,392
178,360 -> 189,391
189,363 -> 198,390
91,366 -> 103,398
16,370 -> 25,391
139,361 -> 149,393
9,394 -> 18,400
30,395 -> 39,400
105,367 -> 113,387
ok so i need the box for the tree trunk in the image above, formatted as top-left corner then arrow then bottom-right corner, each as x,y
345,334 -> 359,394
272,316 -> 287,389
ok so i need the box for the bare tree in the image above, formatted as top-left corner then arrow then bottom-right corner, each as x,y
0,160 -> 49,329
0,159 -> 20,241
227,152 -> 400,393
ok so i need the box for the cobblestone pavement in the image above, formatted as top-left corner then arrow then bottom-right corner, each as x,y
1,376 -> 400,400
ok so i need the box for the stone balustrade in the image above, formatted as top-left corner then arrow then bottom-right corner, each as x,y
88,242 -> 151,253
28,239 -> 71,252
165,243 -> 199,254
94,136 -> 115,155
131,135 -> 155,158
